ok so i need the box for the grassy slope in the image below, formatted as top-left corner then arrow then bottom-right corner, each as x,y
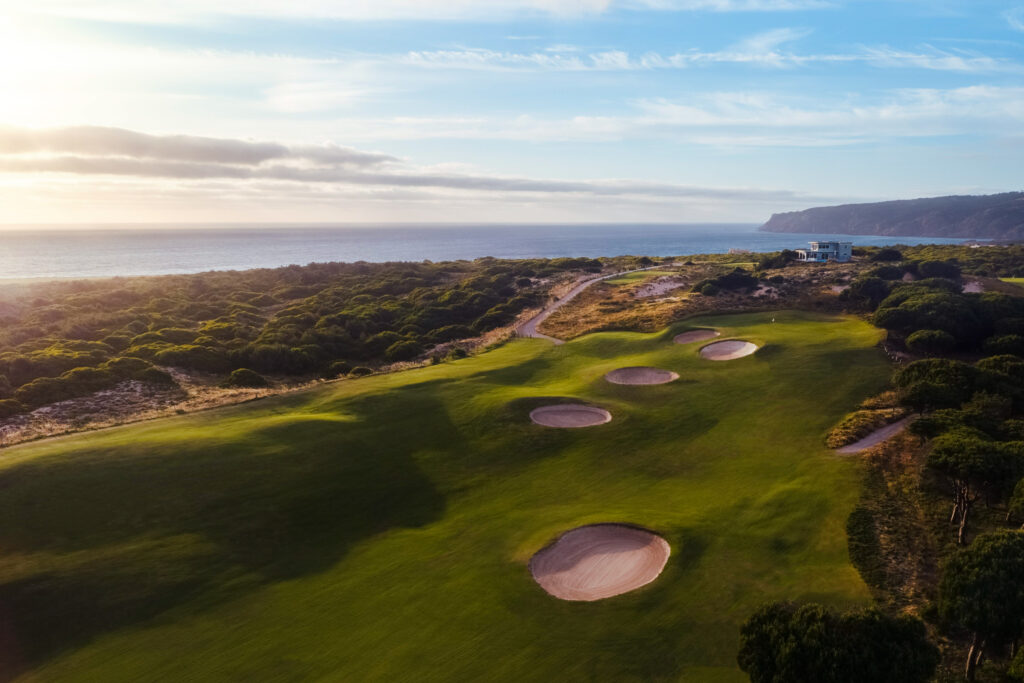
2,311 -> 889,682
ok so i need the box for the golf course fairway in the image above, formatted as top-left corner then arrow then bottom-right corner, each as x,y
0,311 -> 890,682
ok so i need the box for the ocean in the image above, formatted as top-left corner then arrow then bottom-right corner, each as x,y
0,224 -> 967,280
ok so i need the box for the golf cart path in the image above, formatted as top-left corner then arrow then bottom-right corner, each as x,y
836,417 -> 913,454
518,265 -> 670,344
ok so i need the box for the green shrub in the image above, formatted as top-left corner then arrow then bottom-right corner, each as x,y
15,377 -> 70,406
699,283 -> 720,296
348,366 -> 373,377
102,357 -> 153,378
154,345 -> 230,372
136,367 -> 177,386
906,329 -> 956,355
983,334 -> 1024,357
0,398 -> 26,417
866,265 -> 904,281
826,409 -> 904,448
870,248 -> 903,262
325,361 -> 352,378
101,335 -> 131,351
386,340 -> 422,362
917,260 -> 960,280
221,368 -> 269,388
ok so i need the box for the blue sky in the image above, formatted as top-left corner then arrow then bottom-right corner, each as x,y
1,0 -> 1022,224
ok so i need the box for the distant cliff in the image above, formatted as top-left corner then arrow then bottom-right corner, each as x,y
760,192 -> 1024,239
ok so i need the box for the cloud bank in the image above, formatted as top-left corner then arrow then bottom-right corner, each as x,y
23,0 -> 832,23
0,124 -> 818,214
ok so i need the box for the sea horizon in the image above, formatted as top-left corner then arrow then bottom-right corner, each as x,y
0,223 -> 968,281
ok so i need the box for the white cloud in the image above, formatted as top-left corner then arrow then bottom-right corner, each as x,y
1006,7 -> 1024,32
0,124 -> 819,208
306,85 -> 1024,146
20,0 -> 831,23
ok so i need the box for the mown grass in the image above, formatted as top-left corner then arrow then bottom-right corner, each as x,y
603,271 -> 666,285
0,311 -> 888,682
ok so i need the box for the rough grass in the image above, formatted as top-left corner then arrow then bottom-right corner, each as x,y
0,311 -> 889,682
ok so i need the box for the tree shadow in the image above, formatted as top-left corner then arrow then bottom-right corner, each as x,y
0,388 -> 454,673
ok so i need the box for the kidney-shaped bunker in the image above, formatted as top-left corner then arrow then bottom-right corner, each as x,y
530,524 -> 671,601
699,340 -> 758,361
604,367 -> 679,385
529,404 -> 612,428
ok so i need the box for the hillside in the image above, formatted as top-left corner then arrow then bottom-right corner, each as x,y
760,192 -> 1024,239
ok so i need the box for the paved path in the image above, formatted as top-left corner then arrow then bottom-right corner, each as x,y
836,417 -> 913,454
517,265 -> 669,345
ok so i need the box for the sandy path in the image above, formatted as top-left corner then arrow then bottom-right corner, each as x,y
673,329 -> 720,345
836,417 -> 912,454
700,340 -> 758,361
517,265 -> 669,344
530,524 -> 670,601
604,367 -> 679,385
530,404 -> 612,428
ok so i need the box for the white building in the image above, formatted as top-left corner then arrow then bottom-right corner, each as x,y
795,241 -> 853,263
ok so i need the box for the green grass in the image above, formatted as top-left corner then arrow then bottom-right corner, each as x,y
0,311 -> 889,682
1000,277 -> 1024,286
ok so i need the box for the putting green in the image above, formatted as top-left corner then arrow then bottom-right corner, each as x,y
0,310 -> 888,682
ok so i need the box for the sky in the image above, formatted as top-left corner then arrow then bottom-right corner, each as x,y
0,0 -> 1022,225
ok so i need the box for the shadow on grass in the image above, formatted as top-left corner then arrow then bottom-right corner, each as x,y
0,388 -> 455,674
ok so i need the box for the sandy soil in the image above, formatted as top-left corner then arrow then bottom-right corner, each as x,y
530,524 -> 670,601
673,329 -> 720,345
529,404 -> 612,428
962,281 -> 984,293
836,417 -> 912,454
634,277 -> 685,299
700,340 -> 758,361
604,367 -> 679,385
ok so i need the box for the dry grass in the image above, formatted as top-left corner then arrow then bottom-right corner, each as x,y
538,261 -> 866,340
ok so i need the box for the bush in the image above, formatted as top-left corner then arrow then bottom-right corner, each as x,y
699,283 -> 720,296
983,334 -> 1024,357
348,366 -> 373,377
865,265 -> 904,281
14,377 -> 71,407
154,345 -> 230,372
385,340 -> 422,362
325,361 -> 352,378
917,260 -> 960,280
0,398 -> 26,418
826,410 -> 904,448
102,357 -> 153,378
136,367 -> 176,386
906,329 -> 956,355
870,248 -> 903,262
221,368 -> 269,388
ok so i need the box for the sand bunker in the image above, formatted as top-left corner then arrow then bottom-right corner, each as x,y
530,404 -> 612,428
700,340 -> 758,361
673,329 -> 720,345
530,524 -> 670,601
604,367 -> 679,385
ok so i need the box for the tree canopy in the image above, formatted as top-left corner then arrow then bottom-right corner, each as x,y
737,602 -> 937,683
